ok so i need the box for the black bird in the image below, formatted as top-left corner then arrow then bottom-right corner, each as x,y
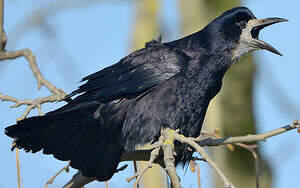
5,7 -> 287,181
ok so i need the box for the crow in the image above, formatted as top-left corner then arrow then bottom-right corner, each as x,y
5,7 -> 287,181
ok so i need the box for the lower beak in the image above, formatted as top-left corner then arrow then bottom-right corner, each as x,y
249,18 -> 288,56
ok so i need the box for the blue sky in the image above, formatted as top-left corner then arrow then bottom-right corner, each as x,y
0,0 -> 299,187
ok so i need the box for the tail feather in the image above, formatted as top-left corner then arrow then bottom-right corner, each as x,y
5,102 -> 123,181
96,139 -> 123,180
52,127 -> 86,161
6,118 -> 47,152
84,140 -> 106,176
42,124 -> 74,155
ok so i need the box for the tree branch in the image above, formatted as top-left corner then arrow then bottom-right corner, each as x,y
0,44 -> 66,121
0,35 -> 67,120
61,121 -> 299,188
200,130 -> 260,188
161,129 -> 182,188
0,49 -> 66,94
198,121 -> 300,147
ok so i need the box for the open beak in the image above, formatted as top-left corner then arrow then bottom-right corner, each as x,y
241,17 -> 288,56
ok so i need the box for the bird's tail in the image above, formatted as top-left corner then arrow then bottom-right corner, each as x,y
5,102 -> 123,181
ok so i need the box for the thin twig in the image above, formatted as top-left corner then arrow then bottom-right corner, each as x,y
198,121 -> 300,146
45,163 -> 70,188
198,121 -> 300,187
190,159 -> 202,187
235,143 -> 260,188
201,129 -> 260,188
15,148 -> 21,188
126,139 -> 163,188
196,162 -> 201,188
0,93 -> 65,119
190,160 -> 196,172
0,49 -> 64,94
172,131 -> 235,188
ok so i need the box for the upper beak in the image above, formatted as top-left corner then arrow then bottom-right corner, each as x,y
248,17 -> 288,56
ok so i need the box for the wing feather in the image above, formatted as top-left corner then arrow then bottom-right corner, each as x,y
68,45 -> 189,103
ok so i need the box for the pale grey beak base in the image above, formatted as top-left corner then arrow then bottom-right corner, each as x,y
232,17 -> 287,62
250,17 -> 288,56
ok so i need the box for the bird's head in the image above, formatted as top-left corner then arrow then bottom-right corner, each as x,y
206,7 -> 287,61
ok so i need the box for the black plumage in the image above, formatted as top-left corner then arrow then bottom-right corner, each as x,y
5,7 -> 286,181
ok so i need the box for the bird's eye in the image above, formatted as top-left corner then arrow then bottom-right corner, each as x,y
237,21 -> 247,29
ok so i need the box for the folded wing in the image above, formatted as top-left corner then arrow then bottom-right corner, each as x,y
67,45 -> 190,104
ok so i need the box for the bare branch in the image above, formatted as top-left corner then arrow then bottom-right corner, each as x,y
0,49 -> 66,94
121,121 -> 300,165
200,129 -> 261,188
15,148 -> 22,188
198,121 -> 300,147
161,128 -> 182,188
0,49 -> 66,120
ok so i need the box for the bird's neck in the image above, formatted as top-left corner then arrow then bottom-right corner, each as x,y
164,31 -> 208,57
166,28 -> 237,85
165,28 -> 236,64
187,53 -> 231,81
180,53 -> 231,103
